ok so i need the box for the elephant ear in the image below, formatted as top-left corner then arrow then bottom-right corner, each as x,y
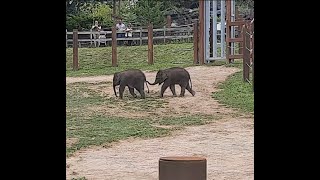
161,71 -> 168,81
114,72 -> 120,84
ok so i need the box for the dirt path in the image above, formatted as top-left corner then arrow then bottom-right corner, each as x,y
66,66 -> 254,180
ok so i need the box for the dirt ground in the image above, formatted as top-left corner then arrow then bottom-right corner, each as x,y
66,66 -> 254,180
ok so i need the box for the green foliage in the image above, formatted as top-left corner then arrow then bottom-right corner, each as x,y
66,81 -> 219,156
236,0 -> 254,17
212,61 -> 254,114
127,0 -> 167,27
66,43 -> 195,77
66,2 -> 113,31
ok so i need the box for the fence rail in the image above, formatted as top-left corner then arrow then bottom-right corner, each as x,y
66,25 -> 196,47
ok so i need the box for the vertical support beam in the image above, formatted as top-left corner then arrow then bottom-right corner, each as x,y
166,15 -> 172,44
210,18 -> 213,57
118,0 -> 121,16
139,27 -> 142,46
252,30 -> 254,92
112,25 -> 118,67
220,0 -> 226,58
193,20 -> 198,64
212,0 -> 217,59
166,15 -> 172,27
205,0 -> 210,63
199,0 -> 205,65
163,26 -> 166,44
148,23 -> 154,65
72,29 -> 78,71
242,25 -> 249,82
226,0 -> 231,62
113,0 -> 116,16
236,6 -> 242,54
231,0 -> 235,59
251,20 -> 254,91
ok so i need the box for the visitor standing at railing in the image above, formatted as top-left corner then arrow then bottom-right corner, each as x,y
116,18 -> 126,45
125,23 -> 133,46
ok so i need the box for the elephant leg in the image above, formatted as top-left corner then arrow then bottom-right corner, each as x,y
119,84 -> 126,99
169,85 -> 177,97
179,83 -> 187,97
128,87 -> 137,98
137,89 -> 145,99
160,82 -> 170,98
186,83 -> 195,96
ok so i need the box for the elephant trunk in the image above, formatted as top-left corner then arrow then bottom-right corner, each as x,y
113,84 -> 118,97
147,80 -> 158,85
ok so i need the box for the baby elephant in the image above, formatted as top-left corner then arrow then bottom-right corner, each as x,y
148,67 -> 195,97
113,69 -> 150,99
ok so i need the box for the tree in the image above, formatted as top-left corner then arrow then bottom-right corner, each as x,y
121,0 -> 177,27
66,1 -> 113,30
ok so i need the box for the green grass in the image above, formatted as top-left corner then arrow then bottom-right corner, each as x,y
66,43 -> 196,77
66,82 -> 219,157
66,43 -> 253,157
212,61 -> 254,114
151,114 -> 219,126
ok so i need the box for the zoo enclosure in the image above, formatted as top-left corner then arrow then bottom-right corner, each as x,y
66,25 -> 197,48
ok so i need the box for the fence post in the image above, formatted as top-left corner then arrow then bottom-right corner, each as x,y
166,15 -> 172,44
73,29 -> 79,71
242,25 -> 249,82
193,20 -> 198,64
252,27 -> 254,92
148,23 -> 154,65
112,25 -> 118,67
90,29 -> 93,47
163,26 -> 166,44
139,27 -> 143,46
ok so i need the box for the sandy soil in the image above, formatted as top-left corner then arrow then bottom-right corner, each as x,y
66,66 -> 254,180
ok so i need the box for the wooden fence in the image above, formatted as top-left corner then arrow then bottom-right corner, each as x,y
66,24 -> 194,48
242,19 -> 254,90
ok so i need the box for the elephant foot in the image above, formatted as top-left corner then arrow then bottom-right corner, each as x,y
173,94 -> 177,97
191,91 -> 195,96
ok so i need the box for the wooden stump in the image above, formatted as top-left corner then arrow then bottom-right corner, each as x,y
159,156 -> 207,180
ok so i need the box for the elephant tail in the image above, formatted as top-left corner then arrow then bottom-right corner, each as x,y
145,81 -> 150,93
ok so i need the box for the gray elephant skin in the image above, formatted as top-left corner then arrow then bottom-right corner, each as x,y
113,69 -> 150,99
148,67 -> 195,97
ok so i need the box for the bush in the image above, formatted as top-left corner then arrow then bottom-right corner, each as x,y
66,2 -> 113,31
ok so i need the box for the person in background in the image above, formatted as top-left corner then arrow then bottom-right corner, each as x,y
116,18 -> 126,45
91,20 -> 101,40
92,21 -> 101,31
125,23 -> 133,46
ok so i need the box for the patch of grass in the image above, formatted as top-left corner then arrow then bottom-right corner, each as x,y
66,115 -> 171,156
212,62 -> 254,114
152,114 -> 220,127
224,59 -> 243,68
123,95 -> 168,110
66,43 -> 197,77
66,81 -> 221,157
